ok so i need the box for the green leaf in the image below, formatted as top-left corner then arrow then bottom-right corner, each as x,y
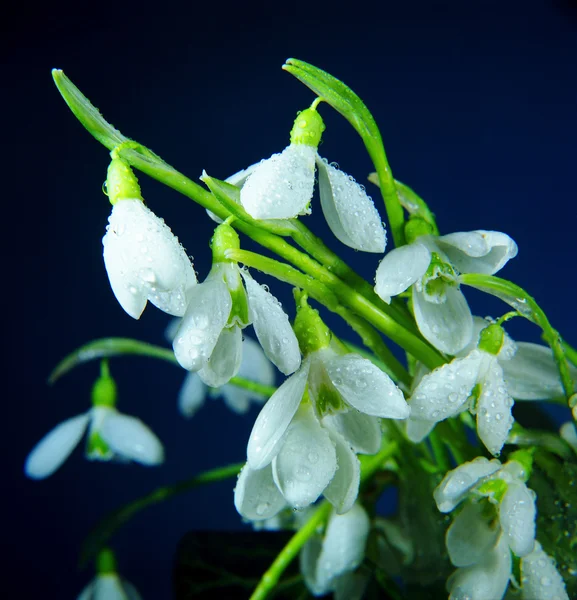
460,273 -> 576,405
283,59 -> 405,247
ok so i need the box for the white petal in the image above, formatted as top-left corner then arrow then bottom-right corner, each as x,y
413,285 -> 474,355
436,230 -> 518,275
315,504 -> 370,592
300,535 -> 326,596
247,360 -> 310,469
405,417 -> 436,443
323,410 -> 382,454
476,359 -> 514,456
197,326 -> 243,387
100,411 -> 164,466
409,351 -> 482,422
233,463 -> 287,521
499,481 -> 536,557
434,457 -> 502,513
102,198 -> 196,319
87,574 -> 130,600
240,144 -> 316,219
241,271 -> 301,375
447,533 -> 512,600
501,342 -> 575,400
374,243 -> 431,303
316,157 -> 386,253
325,354 -> 410,419
560,422 -> 577,454
272,404 -> 337,509
220,336 -> 274,414
120,579 -> 143,600
520,542 -> 569,600
446,501 -> 500,567
323,431 -> 361,514
76,581 -> 94,600
172,277 -> 231,371
455,316 -> 491,357
177,373 -> 207,418
333,571 -> 370,600
25,413 -> 90,479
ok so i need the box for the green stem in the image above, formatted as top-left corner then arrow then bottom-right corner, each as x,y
227,248 -> 444,370
249,441 -> 399,600
49,337 -> 277,397
562,339 -> 577,369
80,463 -> 242,567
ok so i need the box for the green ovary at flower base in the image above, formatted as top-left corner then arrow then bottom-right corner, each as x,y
234,292 -> 410,520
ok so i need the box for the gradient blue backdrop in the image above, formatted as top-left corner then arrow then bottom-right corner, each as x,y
4,1 -> 576,598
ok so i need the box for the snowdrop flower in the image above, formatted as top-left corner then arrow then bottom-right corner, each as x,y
520,541 -> 569,600
173,222 -> 300,387
102,158 -> 197,319
300,503 -> 370,598
234,293 -> 409,519
78,548 -> 143,600
435,454 -> 547,600
239,106 -> 386,253
374,221 -> 517,354
177,336 -> 275,417
408,322 -> 516,455
24,363 -> 163,479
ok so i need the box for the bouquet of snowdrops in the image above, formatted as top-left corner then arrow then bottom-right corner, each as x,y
25,59 -> 576,600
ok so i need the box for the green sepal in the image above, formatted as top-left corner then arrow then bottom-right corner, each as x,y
91,361 -> 117,408
96,548 -> 117,575
105,158 -> 143,205
478,323 -> 505,356
289,107 -> 325,147
293,289 -> 331,356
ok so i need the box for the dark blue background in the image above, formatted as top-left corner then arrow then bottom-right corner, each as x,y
4,2 -> 576,598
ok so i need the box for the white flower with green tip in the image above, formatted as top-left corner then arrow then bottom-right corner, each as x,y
374,225 -> 517,354
433,454 -> 564,600
239,107 -> 386,253
172,222 -> 301,386
177,336 -> 275,417
102,158 -> 196,319
78,548 -> 143,600
234,294 -> 408,519
408,322 -> 516,455
24,365 -> 163,480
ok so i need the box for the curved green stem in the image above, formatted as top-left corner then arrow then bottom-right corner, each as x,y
48,337 -> 277,397
80,463 -> 243,567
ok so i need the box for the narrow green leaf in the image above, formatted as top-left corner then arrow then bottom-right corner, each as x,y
461,273 -> 575,405
283,59 -> 405,247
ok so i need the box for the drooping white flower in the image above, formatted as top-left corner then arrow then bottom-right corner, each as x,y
435,455 -> 543,600
172,223 -> 301,386
78,573 -> 142,600
102,158 -> 196,319
177,336 -> 275,417
24,365 -> 163,479
78,548 -> 143,600
300,503 -> 370,597
235,297 -> 409,519
408,322 -> 516,455
239,107 -> 386,253
374,228 -> 517,354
